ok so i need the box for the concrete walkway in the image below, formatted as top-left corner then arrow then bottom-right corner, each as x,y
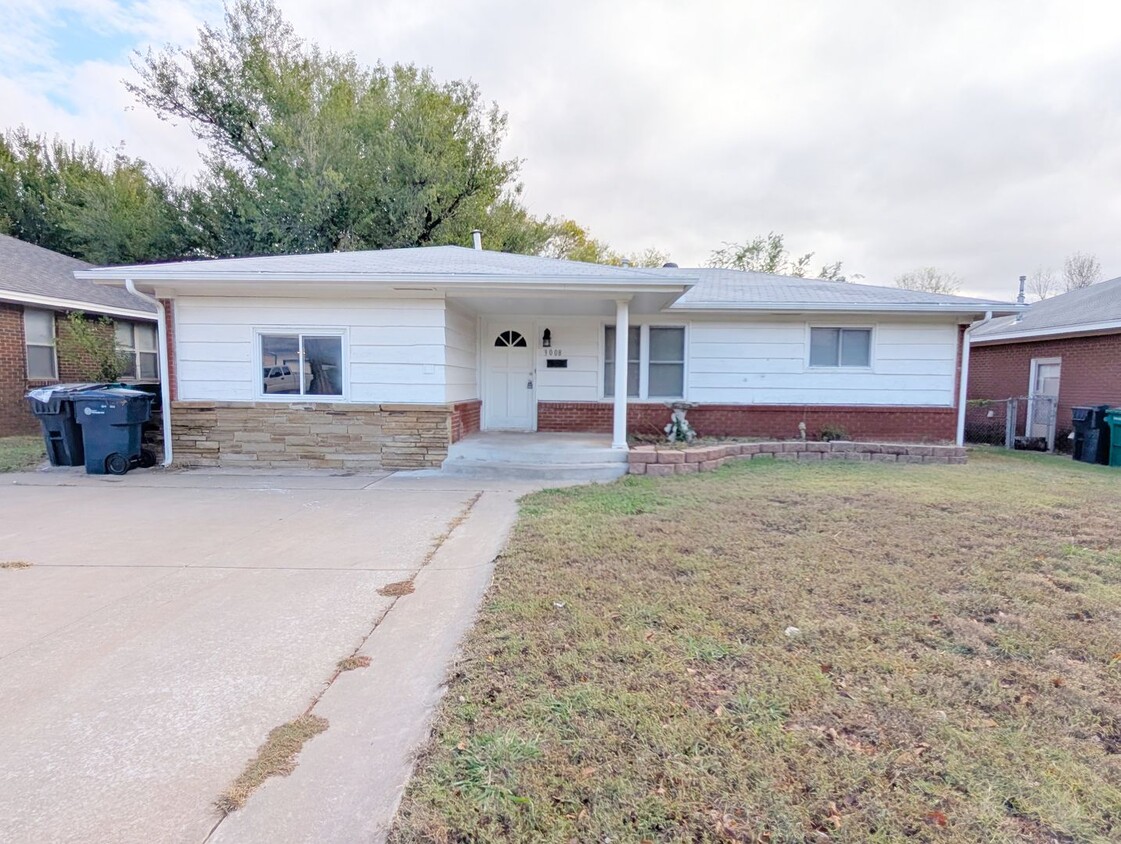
0,467 -> 545,844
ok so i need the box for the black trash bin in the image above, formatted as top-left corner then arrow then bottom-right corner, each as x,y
72,388 -> 155,475
1071,405 -> 1112,465
25,383 -> 114,466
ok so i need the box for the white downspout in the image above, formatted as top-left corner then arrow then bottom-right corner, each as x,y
125,279 -> 173,467
956,310 -> 993,447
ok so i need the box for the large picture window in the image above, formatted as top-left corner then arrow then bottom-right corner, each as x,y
604,325 -> 685,399
24,309 -> 57,380
809,327 -> 872,368
115,321 -> 159,380
260,333 -> 344,397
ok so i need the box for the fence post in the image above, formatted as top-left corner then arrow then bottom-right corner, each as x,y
1005,398 -> 1016,449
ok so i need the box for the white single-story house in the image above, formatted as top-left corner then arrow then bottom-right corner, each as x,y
76,243 -> 1020,470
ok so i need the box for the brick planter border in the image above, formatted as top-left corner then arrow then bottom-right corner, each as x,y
628,441 -> 967,475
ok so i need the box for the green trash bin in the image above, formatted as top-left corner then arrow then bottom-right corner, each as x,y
1106,409 -> 1121,468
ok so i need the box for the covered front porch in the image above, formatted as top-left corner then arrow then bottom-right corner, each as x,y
442,431 -> 627,481
449,284 -> 688,449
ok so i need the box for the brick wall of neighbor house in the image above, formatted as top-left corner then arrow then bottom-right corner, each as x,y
536,401 -> 957,442
969,333 -> 1121,436
170,401 -> 453,469
450,399 -> 481,443
0,302 -> 38,436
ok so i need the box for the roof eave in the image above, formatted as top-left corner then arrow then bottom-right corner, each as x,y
670,301 -> 1022,315
0,288 -> 157,320
76,269 -> 696,287
971,318 -> 1121,345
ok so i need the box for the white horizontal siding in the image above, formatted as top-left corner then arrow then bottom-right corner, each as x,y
174,296 -> 447,404
687,318 -> 958,406
534,318 -> 602,402
445,302 -> 478,403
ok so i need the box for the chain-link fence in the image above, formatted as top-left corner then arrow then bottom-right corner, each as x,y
964,395 -> 1058,451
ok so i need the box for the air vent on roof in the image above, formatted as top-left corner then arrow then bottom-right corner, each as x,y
662,262 -> 679,268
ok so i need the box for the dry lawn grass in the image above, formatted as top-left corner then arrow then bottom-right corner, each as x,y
391,450 -> 1121,843
0,436 -> 44,473
216,714 -> 329,813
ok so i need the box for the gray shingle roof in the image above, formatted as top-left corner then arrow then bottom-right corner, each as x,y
77,245 -> 689,282
0,235 -> 156,315
667,267 -> 1017,312
971,276 -> 1121,340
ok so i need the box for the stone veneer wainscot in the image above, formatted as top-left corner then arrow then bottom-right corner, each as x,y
171,401 -> 453,470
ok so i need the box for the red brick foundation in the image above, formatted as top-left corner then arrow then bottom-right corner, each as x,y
537,401 -> 957,443
450,399 -> 481,443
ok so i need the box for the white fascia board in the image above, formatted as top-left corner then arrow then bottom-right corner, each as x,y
76,269 -> 696,287
670,301 -> 1021,315
0,289 -> 157,320
970,319 -> 1121,344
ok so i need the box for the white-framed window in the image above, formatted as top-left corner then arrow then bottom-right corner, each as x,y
24,309 -> 57,380
259,332 -> 345,398
604,324 -> 686,399
809,327 -> 872,368
115,321 -> 160,380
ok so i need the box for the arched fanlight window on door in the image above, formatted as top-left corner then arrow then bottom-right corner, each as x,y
494,330 -> 527,348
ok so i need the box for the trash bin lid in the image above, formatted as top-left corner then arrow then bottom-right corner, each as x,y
25,382 -> 115,403
71,387 -> 153,402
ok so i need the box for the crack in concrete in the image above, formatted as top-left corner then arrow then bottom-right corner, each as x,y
201,490 -> 485,844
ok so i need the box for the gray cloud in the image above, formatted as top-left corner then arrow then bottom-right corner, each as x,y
4,0 -> 1121,297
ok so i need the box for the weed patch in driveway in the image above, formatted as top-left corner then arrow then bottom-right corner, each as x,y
1,560 -> 32,569
217,714 -> 329,814
337,655 -> 372,672
391,452 -> 1121,843
379,579 -> 416,597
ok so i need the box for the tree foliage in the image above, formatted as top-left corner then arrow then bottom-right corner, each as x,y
54,312 -> 130,381
542,219 -> 667,267
129,0 -> 536,257
1025,266 -> 1057,301
894,266 -> 962,295
708,232 -> 843,279
0,129 -> 188,263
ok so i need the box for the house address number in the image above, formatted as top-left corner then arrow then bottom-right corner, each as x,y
544,348 -> 565,357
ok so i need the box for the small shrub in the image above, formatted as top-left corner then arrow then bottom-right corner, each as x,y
818,423 -> 850,442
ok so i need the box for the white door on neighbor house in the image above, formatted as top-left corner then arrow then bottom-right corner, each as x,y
1028,358 -> 1061,438
484,327 -> 535,430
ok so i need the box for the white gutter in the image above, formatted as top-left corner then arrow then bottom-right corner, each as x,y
124,280 -> 173,467
956,311 -> 994,447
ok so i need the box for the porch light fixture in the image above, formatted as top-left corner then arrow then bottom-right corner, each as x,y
542,328 -> 552,348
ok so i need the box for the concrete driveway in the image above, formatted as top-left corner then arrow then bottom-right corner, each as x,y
0,468 -> 531,844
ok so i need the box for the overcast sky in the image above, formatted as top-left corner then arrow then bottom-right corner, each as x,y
2,0 -> 1120,297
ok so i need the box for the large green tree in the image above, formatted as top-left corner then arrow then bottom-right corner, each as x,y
130,0 -> 538,257
708,232 -> 844,280
0,129 -> 189,263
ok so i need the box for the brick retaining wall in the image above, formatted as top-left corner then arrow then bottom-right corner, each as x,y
450,399 -> 482,443
171,401 -> 452,470
628,440 -> 967,475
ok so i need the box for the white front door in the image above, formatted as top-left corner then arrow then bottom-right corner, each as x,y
484,326 -> 535,430
1028,358 -> 1061,438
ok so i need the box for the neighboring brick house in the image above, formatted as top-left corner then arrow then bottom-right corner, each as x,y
0,235 -> 157,436
969,276 -> 1121,442
77,244 -> 1019,470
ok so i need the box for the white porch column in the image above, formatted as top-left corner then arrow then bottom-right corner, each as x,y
612,298 -> 630,449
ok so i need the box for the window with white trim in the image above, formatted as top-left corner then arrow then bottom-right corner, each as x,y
260,333 -> 343,397
809,327 -> 871,368
605,325 -> 686,399
24,309 -> 57,380
115,321 -> 160,380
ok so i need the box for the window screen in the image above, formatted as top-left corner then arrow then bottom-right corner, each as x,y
24,309 -> 57,379
648,327 -> 685,397
604,325 -> 640,397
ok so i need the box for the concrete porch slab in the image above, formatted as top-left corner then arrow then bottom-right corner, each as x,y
442,431 -> 627,481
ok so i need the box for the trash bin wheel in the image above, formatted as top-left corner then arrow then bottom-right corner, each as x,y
140,449 -> 157,468
105,453 -> 130,476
